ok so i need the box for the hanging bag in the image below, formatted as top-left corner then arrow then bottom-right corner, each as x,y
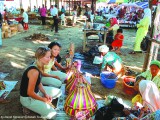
140,36 -> 150,51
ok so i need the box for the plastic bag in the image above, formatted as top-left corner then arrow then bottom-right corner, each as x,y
140,36 -> 150,51
132,94 -> 143,105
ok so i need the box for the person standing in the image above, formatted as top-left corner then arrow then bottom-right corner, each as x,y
60,12 -> 66,26
61,6 -> 65,14
38,6 -> 41,13
0,12 -> 2,47
72,8 -> 77,26
90,12 -> 94,26
51,4 -> 58,33
77,5 -> 82,17
111,29 -> 124,54
20,9 -> 29,31
33,6 -> 38,13
40,4 -> 47,29
129,8 -> 151,54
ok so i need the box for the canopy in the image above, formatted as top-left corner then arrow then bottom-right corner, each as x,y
135,2 -> 149,9
119,3 -> 140,8
108,0 -> 128,4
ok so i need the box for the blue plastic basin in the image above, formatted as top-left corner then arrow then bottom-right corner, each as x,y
100,71 -> 118,89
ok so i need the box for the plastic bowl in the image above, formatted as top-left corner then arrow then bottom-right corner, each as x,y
100,71 -> 118,89
123,76 -> 137,95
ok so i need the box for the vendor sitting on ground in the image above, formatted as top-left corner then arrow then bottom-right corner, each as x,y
118,80 -> 160,120
98,45 -> 125,77
135,60 -> 160,90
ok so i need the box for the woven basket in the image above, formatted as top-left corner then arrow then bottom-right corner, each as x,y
2,25 -> 9,32
2,31 -> 5,39
66,66 -> 79,84
17,24 -> 23,32
10,26 -> 18,31
66,73 -> 91,94
4,32 -> 11,38
64,83 -> 97,117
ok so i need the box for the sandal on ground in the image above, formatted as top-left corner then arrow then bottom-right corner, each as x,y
117,52 -> 122,55
0,99 -> 11,104
115,50 -> 122,55
129,51 -> 136,54
22,106 -> 30,115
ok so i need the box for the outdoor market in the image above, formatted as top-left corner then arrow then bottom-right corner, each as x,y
0,0 -> 160,120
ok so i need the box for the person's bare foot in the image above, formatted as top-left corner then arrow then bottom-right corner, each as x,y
115,50 -> 122,55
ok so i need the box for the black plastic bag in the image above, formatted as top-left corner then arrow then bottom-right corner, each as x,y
95,99 -> 125,120
95,106 -> 114,120
87,45 -> 100,57
110,98 -> 124,111
141,36 -> 150,51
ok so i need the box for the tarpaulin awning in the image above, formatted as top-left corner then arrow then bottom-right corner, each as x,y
108,0 -> 128,4
135,2 -> 149,9
108,0 -> 116,4
116,0 -> 128,3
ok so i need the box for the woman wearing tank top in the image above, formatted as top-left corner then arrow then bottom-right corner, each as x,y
20,46 -> 62,119
41,42 -> 67,88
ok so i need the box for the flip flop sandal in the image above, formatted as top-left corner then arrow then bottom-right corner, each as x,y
0,99 -> 10,104
22,106 -> 30,115
129,51 -> 136,54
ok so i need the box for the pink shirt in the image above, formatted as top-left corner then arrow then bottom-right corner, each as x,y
40,7 -> 47,17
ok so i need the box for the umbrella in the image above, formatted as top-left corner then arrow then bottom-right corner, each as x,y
135,2 -> 149,9
108,0 -> 116,4
119,3 -> 141,8
116,0 -> 128,3
107,0 -> 128,4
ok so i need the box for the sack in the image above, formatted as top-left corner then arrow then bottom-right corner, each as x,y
95,106 -> 114,120
110,98 -> 124,111
140,36 -> 150,51
87,45 -> 100,57
95,98 -> 125,120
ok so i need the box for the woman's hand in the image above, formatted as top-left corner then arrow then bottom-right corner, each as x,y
53,76 -> 60,80
44,94 -> 52,103
63,66 -> 70,71
42,97 -> 50,103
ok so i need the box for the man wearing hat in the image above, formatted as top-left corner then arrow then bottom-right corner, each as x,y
136,60 -> 160,90
98,45 -> 125,77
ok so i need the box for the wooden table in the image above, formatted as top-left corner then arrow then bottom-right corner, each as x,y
83,29 -> 108,51
8,17 -> 23,22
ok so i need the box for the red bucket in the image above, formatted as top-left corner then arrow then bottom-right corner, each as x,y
123,76 -> 137,95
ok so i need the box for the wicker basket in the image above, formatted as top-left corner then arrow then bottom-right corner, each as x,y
2,31 -> 5,39
64,83 -> 97,117
66,73 -> 91,94
2,25 -> 9,32
4,32 -> 11,38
